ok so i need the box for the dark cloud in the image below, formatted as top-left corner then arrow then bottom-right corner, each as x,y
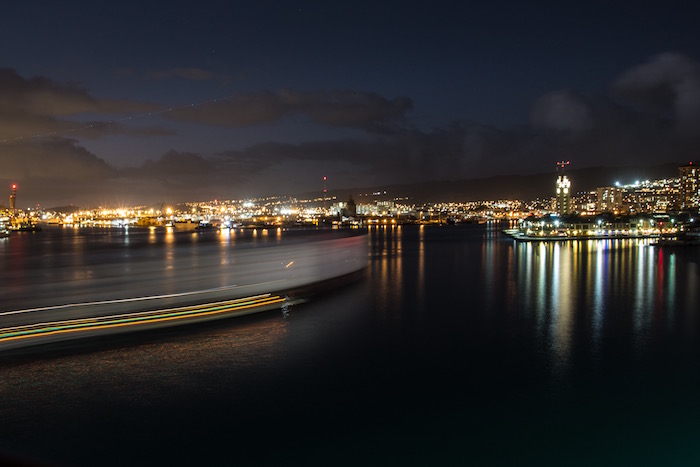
4,54 -> 700,208
165,89 -> 412,133
111,151 -> 262,204
0,68 -> 152,117
0,138 -> 118,207
0,138 -> 114,181
519,55 -> 700,170
613,52 -> 700,132
0,68 -> 162,141
1,144 -> 236,207
527,95 -> 676,169
0,68 -> 99,117
130,151 -> 223,184
531,90 -> 594,133
215,126 -> 509,189
212,76 -> 700,189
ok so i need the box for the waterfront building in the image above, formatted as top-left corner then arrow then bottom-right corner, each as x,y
511,213 -> 678,240
330,201 -> 347,216
376,200 -> 396,216
356,200 -> 396,217
679,162 -> 700,209
619,178 -> 680,214
356,203 -> 375,216
596,186 -> 623,214
571,191 -> 596,215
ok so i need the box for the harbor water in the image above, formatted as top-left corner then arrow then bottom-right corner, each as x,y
1,223 -> 699,466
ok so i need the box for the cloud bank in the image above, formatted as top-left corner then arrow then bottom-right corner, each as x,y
0,68 -> 162,142
165,89 -> 413,133
2,53 -> 700,207
613,52 -> 700,132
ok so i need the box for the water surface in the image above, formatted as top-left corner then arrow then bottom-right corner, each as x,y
1,224 -> 699,466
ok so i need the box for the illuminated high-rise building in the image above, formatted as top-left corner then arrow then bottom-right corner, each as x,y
555,161 -> 571,215
9,184 -> 16,213
678,162 -> 699,209
596,186 -> 623,213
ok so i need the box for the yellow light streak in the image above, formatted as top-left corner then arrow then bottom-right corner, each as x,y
0,294 -> 286,345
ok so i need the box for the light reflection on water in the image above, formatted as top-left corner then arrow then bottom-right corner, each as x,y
364,227 -> 699,379
1,224 -> 700,466
552,243 -> 573,369
417,224 -> 425,306
370,225 -> 404,317
3,227 -> 697,368
509,237 -> 699,374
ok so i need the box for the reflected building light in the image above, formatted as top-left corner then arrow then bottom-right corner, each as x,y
633,245 -> 646,334
666,253 -> 676,325
645,247 -> 655,326
505,246 -> 516,303
535,243 -> 547,337
551,242 -> 560,310
482,227 -> 495,309
592,244 -> 605,345
394,224 -> 402,255
655,249 -> 664,314
684,267 -> 698,335
520,243 -> 533,316
417,225 -> 425,303
377,232 -> 390,315
393,228 -> 403,310
552,243 -> 573,370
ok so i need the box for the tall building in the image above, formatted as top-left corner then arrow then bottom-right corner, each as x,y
679,162 -> 700,209
9,184 -> 16,213
596,186 -> 623,213
555,161 -> 571,215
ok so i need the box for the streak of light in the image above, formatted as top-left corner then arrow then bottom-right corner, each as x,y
0,281 -> 285,317
0,294 -> 286,344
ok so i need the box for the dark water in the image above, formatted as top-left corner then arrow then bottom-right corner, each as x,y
1,224 -> 700,466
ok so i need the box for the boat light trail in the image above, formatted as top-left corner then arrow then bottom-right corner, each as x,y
0,294 -> 286,346
0,281 -> 285,317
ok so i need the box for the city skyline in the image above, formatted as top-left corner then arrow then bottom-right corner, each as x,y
2,166 -> 694,226
2,2 -> 700,207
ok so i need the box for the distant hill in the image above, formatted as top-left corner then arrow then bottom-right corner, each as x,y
48,205 -> 81,214
313,163 -> 682,203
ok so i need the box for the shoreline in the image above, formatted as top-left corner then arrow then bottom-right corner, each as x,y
502,228 -> 660,242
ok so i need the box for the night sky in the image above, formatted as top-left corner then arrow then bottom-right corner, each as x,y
2,1 -> 700,207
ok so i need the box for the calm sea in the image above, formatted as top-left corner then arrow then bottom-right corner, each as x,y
1,224 -> 699,466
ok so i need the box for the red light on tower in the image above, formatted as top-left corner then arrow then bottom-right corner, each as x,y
10,183 -> 17,213
556,160 -> 570,172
